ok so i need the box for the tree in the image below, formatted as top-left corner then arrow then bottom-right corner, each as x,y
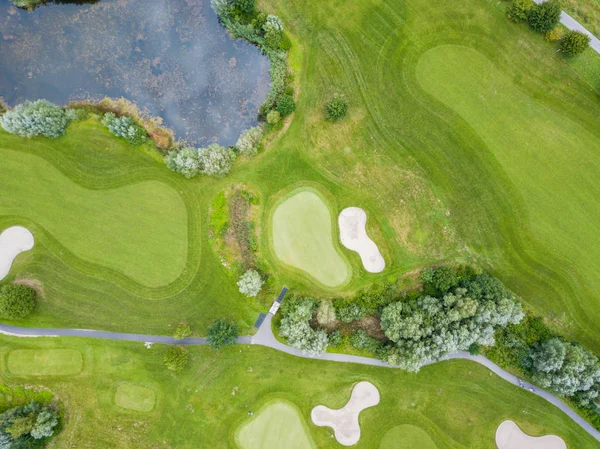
0,284 -> 36,319
7,415 -> 35,440
325,97 -> 348,121
279,296 -> 329,356
207,318 -> 239,349
30,408 -> 59,439
527,0 -> 561,33
1,100 -> 70,138
235,126 -> 263,156
163,346 -> 189,372
266,110 -> 281,125
316,300 -> 336,326
173,323 -> 192,340
0,401 -> 59,444
276,95 -> 296,116
198,143 -> 236,178
101,113 -> 146,145
560,30 -> 590,55
468,342 -> 481,355
506,0 -> 533,22
422,265 -> 460,293
237,270 -> 264,297
164,147 -> 201,178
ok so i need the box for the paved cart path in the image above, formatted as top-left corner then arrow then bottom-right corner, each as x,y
0,315 -> 599,443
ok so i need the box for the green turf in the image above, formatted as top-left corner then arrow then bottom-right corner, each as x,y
379,424 -> 438,449
114,383 -> 156,412
235,400 -> 316,449
6,349 -> 82,376
0,148 -> 187,287
0,335 -> 596,448
270,187 -> 351,288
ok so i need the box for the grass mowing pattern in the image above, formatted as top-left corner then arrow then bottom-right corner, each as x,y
7,349 -> 82,376
271,187 -> 350,288
0,149 -> 187,287
114,383 -> 156,412
379,424 -> 438,449
1,336 -> 597,448
235,400 -> 316,449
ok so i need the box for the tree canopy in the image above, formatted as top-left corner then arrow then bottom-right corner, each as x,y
206,318 -> 239,349
0,284 -> 36,319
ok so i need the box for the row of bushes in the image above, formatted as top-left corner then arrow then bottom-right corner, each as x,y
507,0 -> 591,55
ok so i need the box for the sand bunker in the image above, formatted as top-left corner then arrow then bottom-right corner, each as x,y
0,226 -> 34,281
495,421 -> 567,449
311,381 -> 380,446
338,208 -> 385,273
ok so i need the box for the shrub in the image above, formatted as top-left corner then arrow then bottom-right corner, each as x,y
325,97 -> 348,121
545,27 -> 564,41
252,12 -> 268,33
468,342 -> 481,355
264,15 -> 283,33
328,330 -> 342,347
276,95 -> 296,116
421,265 -> 460,293
164,146 -> 201,178
173,323 -> 192,340
1,100 -> 69,138
316,300 -> 336,326
506,0 -> 533,23
198,143 -> 236,178
235,126 -> 263,156
234,0 -> 254,13
101,112 -> 146,145
528,0 -> 561,33
10,0 -> 45,9
207,318 -> 239,349
65,107 -> 89,122
560,30 -> 590,55
266,110 -> 281,125
0,284 -> 36,319
237,269 -> 264,297
263,15 -> 283,49
163,346 -> 189,372
335,302 -> 368,323
350,330 -> 382,353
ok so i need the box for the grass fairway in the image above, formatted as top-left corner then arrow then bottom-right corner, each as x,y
379,425 -> 438,449
114,383 -> 156,412
0,336 -> 597,448
0,149 -> 187,287
6,349 -> 82,376
270,187 -> 351,288
235,400 -> 316,449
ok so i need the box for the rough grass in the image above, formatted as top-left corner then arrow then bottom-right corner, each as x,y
6,349 -> 82,376
235,400 -> 316,449
0,335 -> 597,448
114,383 -> 156,412
379,424 -> 438,449
270,187 -> 351,288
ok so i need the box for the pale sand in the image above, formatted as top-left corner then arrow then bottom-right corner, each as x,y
338,207 -> 385,273
496,420 -> 567,449
0,226 -> 34,281
311,381 -> 380,446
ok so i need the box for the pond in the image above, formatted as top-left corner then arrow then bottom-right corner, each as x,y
0,0 -> 270,146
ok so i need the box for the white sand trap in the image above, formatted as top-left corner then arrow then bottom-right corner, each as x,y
338,208 -> 385,273
311,381 -> 380,446
0,226 -> 34,281
496,420 -> 567,449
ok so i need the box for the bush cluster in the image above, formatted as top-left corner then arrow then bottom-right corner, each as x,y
235,126 -> 263,156
101,112 -> 147,146
325,97 -> 348,121
165,144 -> 236,178
1,100 -> 70,138
0,284 -> 36,319
279,296 -> 328,356
237,269 -> 264,297
0,401 -> 59,447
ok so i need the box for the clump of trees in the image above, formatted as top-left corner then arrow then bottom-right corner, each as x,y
325,97 -> 348,121
206,318 -> 239,349
527,0 -> 561,32
0,401 -> 59,447
165,144 -> 236,179
0,284 -> 36,319
101,113 -> 147,146
235,126 -> 263,156
0,100 -> 70,138
276,95 -> 296,117
173,323 -> 192,340
237,269 -> 264,297
560,30 -> 590,55
163,346 -> 189,372
279,296 -> 328,356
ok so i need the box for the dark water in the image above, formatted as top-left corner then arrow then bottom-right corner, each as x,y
0,0 -> 270,145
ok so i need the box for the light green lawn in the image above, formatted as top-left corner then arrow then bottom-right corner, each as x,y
271,188 -> 351,288
114,383 -> 156,412
235,400 -> 316,449
0,149 -> 188,287
379,424 -> 438,449
6,349 -> 82,376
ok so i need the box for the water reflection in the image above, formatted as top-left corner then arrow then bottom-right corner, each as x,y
0,0 -> 270,145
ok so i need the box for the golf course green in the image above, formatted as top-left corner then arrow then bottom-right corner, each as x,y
235,400 -> 316,449
270,187 -> 351,288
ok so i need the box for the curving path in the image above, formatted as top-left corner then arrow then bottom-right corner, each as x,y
0,314 -> 598,443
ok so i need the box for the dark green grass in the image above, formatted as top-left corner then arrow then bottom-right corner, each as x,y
0,335 -> 597,448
